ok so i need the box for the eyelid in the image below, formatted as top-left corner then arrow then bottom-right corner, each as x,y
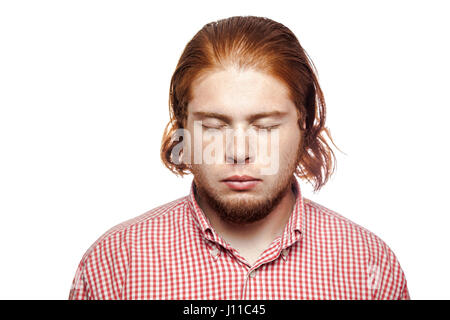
253,124 -> 281,130
201,118 -> 227,126
201,124 -> 227,129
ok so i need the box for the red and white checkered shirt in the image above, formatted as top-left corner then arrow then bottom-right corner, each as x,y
69,177 -> 410,300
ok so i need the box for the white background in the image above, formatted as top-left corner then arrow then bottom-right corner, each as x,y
0,0 -> 449,299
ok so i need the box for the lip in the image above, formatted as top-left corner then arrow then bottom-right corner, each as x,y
222,175 -> 260,182
221,175 -> 261,191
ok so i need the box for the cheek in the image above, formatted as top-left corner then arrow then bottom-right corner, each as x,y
263,127 -> 301,154
279,128 -> 301,159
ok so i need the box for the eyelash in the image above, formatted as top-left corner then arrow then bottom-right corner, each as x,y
201,124 -> 227,130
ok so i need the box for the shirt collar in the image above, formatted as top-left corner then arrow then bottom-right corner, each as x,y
187,176 -> 305,249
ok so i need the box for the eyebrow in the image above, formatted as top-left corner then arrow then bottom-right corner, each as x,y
192,110 -> 288,123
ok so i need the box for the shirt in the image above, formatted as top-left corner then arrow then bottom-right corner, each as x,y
68,177 -> 410,300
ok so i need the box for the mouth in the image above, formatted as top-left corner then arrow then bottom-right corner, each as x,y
221,175 -> 262,191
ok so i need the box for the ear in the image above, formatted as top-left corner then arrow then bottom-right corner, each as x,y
295,108 -> 306,131
180,136 -> 192,167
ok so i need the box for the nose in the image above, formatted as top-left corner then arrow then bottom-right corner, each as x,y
225,127 -> 255,164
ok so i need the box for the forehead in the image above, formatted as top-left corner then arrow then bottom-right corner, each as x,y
188,67 -> 296,117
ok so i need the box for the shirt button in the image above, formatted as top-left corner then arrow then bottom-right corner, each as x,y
210,247 -> 219,258
248,270 -> 257,278
281,249 -> 288,260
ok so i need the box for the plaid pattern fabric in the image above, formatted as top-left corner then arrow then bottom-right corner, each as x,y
69,177 -> 410,299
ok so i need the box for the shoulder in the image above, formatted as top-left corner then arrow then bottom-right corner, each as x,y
303,197 -> 382,243
302,198 -> 410,299
302,197 -> 399,260
70,195 -> 191,299
76,195 -> 189,273
84,195 -> 189,259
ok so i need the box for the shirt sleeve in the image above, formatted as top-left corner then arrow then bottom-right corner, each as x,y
399,280 -> 411,300
68,229 -> 130,300
68,260 -> 92,300
369,238 -> 410,300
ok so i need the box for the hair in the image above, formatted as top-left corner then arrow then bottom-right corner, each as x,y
160,15 -> 343,192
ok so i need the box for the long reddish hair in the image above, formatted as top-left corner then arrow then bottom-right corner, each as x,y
161,16 -> 342,192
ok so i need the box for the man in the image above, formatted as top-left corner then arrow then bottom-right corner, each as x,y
69,16 -> 409,299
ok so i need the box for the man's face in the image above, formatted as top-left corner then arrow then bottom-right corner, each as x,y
184,67 -> 302,224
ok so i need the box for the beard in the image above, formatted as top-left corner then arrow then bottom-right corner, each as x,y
191,144 -> 301,225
